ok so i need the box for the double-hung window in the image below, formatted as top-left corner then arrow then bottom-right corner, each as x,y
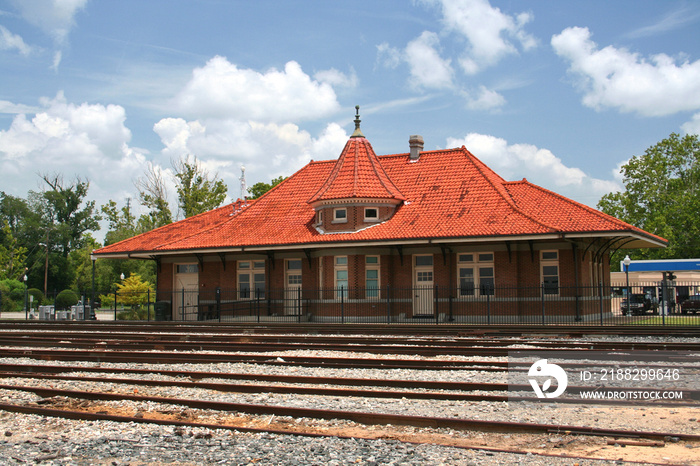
365,255 -> 380,298
541,251 -> 559,295
335,256 -> 348,298
458,253 -> 495,296
238,260 -> 266,299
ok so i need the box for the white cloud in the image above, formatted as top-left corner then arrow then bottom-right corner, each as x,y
0,92 -> 147,226
424,0 -> 537,74
405,31 -> 454,90
462,85 -> 506,110
174,57 -> 340,122
0,25 -> 34,55
682,113 -> 700,135
10,0 -> 88,45
552,26 -> 700,117
0,100 -> 40,114
376,42 -> 402,69
446,132 -> 620,205
313,68 -> 358,89
153,116 -> 348,193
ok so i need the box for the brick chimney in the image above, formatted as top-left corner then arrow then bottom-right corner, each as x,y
409,135 -> 424,161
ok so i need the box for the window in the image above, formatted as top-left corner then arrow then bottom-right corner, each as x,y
176,264 -> 198,274
458,253 -> 494,296
366,256 -> 380,298
333,208 -> 347,223
415,255 -> 433,267
316,209 -> 323,225
541,250 -> 559,295
364,207 -> 378,222
238,260 -> 265,299
335,256 -> 348,298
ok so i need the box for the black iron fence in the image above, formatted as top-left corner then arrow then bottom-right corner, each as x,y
18,281 -> 700,326
98,281 -> 700,326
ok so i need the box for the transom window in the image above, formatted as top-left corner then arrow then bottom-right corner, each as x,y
458,252 -> 494,296
176,264 -> 198,274
541,250 -> 559,295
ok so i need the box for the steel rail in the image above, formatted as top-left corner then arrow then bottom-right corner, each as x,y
0,402 -> 673,465
2,384 -> 699,442
1,331 -> 698,352
1,371 -> 697,407
2,321 -> 700,338
0,337 -> 698,358
1,347 -> 698,369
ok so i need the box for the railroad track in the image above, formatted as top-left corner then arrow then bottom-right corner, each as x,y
0,324 -> 699,464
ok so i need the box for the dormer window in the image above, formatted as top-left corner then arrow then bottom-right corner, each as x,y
333,208 -> 347,223
364,207 -> 378,222
316,209 -> 323,225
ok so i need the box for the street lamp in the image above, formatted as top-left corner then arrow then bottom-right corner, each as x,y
623,255 -> 631,316
23,274 -> 28,320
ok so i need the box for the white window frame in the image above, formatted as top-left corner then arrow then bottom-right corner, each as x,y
333,207 -> 347,223
457,252 -> 495,297
364,207 -> 379,222
541,250 -> 559,296
316,209 -> 323,226
365,255 -> 380,299
238,260 -> 266,299
334,256 -> 348,298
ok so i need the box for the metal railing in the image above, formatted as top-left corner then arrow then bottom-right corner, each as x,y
18,281 -> 700,326
104,281 -> 700,326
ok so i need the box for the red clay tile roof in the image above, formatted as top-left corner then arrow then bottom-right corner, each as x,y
94,144 -> 666,256
308,136 -> 405,204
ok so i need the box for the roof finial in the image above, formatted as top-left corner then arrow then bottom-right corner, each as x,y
350,104 -> 364,138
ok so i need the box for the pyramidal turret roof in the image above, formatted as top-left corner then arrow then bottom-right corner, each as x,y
308,106 -> 405,204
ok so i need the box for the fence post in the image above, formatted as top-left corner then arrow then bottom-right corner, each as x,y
661,280 -> 667,326
114,289 -> 117,321
340,286 -> 344,324
297,286 -> 302,323
487,293 -> 491,325
181,288 -> 185,321
386,285 -> 391,324
256,288 -> 260,323
541,283 -> 546,325
434,285 -> 439,325
598,282 -> 604,326
147,289 -> 151,322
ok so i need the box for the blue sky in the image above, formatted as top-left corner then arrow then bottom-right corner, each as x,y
1,0 -> 700,235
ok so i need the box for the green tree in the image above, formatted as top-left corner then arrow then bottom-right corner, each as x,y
134,163 -> 173,230
39,174 -> 101,256
173,156 -> 228,218
248,176 -> 286,199
598,133 -> 700,259
115,273 -> 155,320
0,223 -> 27,280
100,199 -> 137,246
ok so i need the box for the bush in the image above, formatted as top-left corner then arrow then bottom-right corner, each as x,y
117,306 -> 154,320
0,279 -> 24,312
55,289 -> 79,310
27,288 -> 44,308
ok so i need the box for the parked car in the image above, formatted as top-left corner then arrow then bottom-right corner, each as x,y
680,295 -> 700,314
621,294 -> 658,316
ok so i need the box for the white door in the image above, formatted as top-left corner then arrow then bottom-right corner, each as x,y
285,259 -> 303,315
174,264 -> 199,320
413,255 -> 434,316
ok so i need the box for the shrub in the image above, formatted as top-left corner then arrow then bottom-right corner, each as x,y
117,306 -> 154,320
27,288 -> 44,308
55,289 -> 79,310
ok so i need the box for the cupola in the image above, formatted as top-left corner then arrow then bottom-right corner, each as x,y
308,106 -> 405,233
